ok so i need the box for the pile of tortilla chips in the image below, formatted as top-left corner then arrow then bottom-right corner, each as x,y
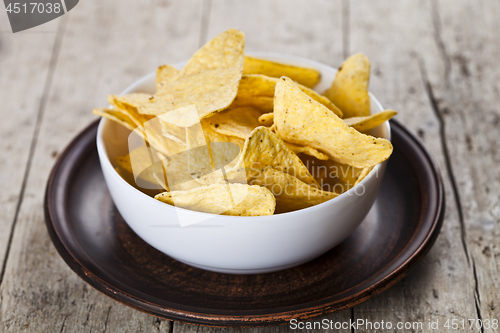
93,29 -> 397,216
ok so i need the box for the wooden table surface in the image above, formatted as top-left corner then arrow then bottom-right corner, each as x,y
0,0 -> 499,332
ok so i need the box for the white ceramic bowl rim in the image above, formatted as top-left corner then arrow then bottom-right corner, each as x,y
96,52 -> 391,220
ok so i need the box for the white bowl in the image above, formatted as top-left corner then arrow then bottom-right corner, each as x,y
96,53 -> 390,274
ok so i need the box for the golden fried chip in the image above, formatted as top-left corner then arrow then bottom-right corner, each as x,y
323,53 -> 371,118
300,154 -> 361,193
258,112 -> 274,126
247,167 -> 337,213
274,77 -> 392,168
286,143 -> 329,160
244,56 -> 321,88
354,166 -> 373,186
115,146 -> 164,187
231,95 -> 274,113
92,108 -> 136,132
203,106 -> 262,139
108,93 -> 153,119
233,74 -> 342,117
155,183 -> 275,216
138,29 -> 245,124
106,94 -> 188,158
156,65 -> 180,95
343,110 -> 397,132
229,127 -> 318,187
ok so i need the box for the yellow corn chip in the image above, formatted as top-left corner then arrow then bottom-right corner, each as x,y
286,143 -> 329,161
247,167 -> 337,213
92,108 -> 136,132
343,110 -> 397,132
108,93 -> 154,123
204,106 -> 262,139
258,112 -> 274,126
138,29 -> 245,124
156,64 -> 180,95
115,146 -> 165,188
155,183 -> 276,216
234,74 -> 342,117
354,166 -> 373,186
274,77 -> 392,168
231,95 -> 274,113
229,127 -> 318,187
244,56 -> 321,88
323,53 -> 371,118
300,154 -> 362,193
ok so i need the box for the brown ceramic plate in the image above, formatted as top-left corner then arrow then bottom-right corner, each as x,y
44,119 -> 444,327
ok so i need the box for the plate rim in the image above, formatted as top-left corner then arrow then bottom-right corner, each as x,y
44,119 -> 445,327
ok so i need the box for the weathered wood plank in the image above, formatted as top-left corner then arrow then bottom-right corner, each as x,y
420,0 -> 500,330
173,1 -> 351,332
0,17 -> 59,283
347,1 -> 480,332
0,0 -> 204,331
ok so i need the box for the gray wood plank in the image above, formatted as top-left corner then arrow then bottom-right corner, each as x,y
348,0 -> 479,331
349,0 -> 493,332
0,17 -> 59,283
173,1 -> 351,332
0,0 -> 204,331
419,0 -> 500,330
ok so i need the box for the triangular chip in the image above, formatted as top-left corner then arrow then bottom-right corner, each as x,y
323,53 -> 371,118
247,167 -> 337,214
155,183 -> 275,216
138,29 -> 245,123
343,110 -> 397,132
229,127 -> 318,187
203,106 -> 262,139
115,146 -> 163,186
274,77 -> 392,168
156,64 -> 180,94
232,74 -> 342,117
286,143 -> 329,161
92,108 -> 136,132
244,56 -> 321,88
258,112 -> 274,126
299,154 -> 362,193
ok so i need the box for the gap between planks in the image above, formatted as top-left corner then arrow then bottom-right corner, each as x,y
0,16 -> 68,287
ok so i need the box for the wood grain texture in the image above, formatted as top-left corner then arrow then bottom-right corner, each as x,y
0,0 -> 204,331
421,0 -> 500,328
347,1 -> 479,332
0,18 -> 59,283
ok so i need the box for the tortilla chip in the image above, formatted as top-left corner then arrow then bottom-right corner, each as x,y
115,146 -> 165,188
233,74 -> 342,117
156,65 -> 180,95
247,167 -> 337,213
274,77 -> 392,168
138,29 -> 245,123
286,143 -> 329,161
343,110 -> 397,132
231,95 -> 274,113
244,56 -> 321,88
354,166 -> 373,186
299,154 -> 362,193
323,53 -> 371,118
155,183 -> 276,216
203,106 -> 262,139
92,108 -> 136,132
258,112 -> 274,126
229,127 -> 318,187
